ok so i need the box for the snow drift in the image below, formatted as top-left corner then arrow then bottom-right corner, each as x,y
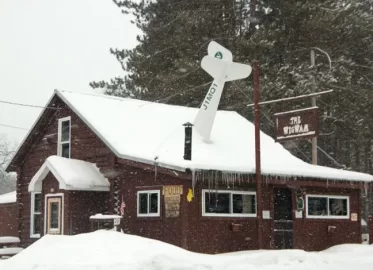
1,230 -> 373,270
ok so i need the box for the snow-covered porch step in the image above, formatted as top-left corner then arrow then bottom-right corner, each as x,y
0,237 -> 20,244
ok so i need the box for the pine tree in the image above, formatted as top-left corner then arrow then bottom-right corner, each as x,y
91,0 -> 254,107
92,0 -> 373,175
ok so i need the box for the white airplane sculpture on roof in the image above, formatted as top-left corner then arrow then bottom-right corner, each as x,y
193,41 -> 252,142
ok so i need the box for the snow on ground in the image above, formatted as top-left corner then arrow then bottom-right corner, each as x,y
1,230 -> 373,270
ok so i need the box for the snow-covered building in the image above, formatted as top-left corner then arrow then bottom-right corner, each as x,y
0,191 -> 17,237
2,90 -> 373,253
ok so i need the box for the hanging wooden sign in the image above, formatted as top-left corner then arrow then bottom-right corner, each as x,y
163,185 -> 183,196
163,185 -> 183,218
274,107 -> 319,142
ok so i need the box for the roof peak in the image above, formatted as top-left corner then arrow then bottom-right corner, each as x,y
55,89 -> 135,103
55,89 -> 240,115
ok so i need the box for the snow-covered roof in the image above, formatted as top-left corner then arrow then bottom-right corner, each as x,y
7,89 -> 373,183
28,155 -> 110,192
0,191 -> 16,204
51,90 -> 373,182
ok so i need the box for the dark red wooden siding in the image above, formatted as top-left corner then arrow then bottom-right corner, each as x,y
69,191 -> 109,235
119,163 -> 187,248
121,171 -> 363,254
8,93 -> 366,253
13,96 -> 116,246
0,202 -> 18,237
121,174 -> 273,253
293,187 -> 361,251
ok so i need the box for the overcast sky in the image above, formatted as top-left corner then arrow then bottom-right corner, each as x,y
0,0 -> 139,146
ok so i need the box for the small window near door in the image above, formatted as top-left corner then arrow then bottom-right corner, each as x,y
47,197 -> 62,234
30,192 -> 42,238
58,116 -> 71,158
202,190 -> 256,217
137,190 -> 160,217
306,195 -> 349,219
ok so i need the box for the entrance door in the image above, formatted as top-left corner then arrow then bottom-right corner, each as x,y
45,196 -> 63,235
273,188 -> 293,249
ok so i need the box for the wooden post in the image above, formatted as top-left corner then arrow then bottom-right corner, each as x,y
369,216 -> 373,244
310,49 -> 318,165
253,60 -> 263,249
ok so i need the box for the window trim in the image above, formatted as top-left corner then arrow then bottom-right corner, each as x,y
202,189 -> 257,217
137,190 -> 161,217
57,116 -> 71,158
30,192 -> 42,238
305,194 -> 350,219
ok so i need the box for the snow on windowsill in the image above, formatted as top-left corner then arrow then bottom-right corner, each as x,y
0,237 -> 20,244
89,214 -> 122,220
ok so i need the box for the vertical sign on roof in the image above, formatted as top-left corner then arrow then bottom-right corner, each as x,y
193,41 -> 252,142
274,107 -> 319,142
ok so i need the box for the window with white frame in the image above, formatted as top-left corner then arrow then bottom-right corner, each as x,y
306,195 -> 349,218
30,192 -> 42,237
137,190 -> 160,217
58,117 -> 71,158
202,190 -> 256,217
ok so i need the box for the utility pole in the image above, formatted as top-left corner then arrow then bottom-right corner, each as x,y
310,49 -> 318,165
253,60 -> 263,249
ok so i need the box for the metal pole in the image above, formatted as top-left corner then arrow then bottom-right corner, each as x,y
253,60 -> 263,249
310,49 -> 318,165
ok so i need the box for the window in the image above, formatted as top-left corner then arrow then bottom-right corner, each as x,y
202,190 -> 256,217
306,195 -> 349,219
30,192 -> 42,238
58,116 -> 71,158
137,190 -> 160,217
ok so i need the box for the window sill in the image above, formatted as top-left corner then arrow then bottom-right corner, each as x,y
137,214 -> 161,218
135,216 -> 162,221
30,234 -> 40,239
306,215 -> 349,220
202,214 -> 257,218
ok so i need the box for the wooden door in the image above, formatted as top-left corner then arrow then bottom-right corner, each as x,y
45,196 -> 62,235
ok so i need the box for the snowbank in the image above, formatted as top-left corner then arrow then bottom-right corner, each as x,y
1,231 -> 373,270
0,191 -> 16,204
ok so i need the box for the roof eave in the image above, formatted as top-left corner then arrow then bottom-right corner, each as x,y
64,185 -> 110,192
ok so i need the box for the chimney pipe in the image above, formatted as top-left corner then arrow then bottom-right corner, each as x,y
183,122 -> 193,160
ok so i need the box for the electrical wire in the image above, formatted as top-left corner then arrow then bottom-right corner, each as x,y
0,123 -> 28,131
0,99 -> 58,110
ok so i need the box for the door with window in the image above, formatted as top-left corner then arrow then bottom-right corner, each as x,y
45,196 -> 63,235
273,188 -> 293,249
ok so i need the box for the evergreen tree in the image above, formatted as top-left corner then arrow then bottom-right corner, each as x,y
91,0 -> 254,107
91,0 -> 373,175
